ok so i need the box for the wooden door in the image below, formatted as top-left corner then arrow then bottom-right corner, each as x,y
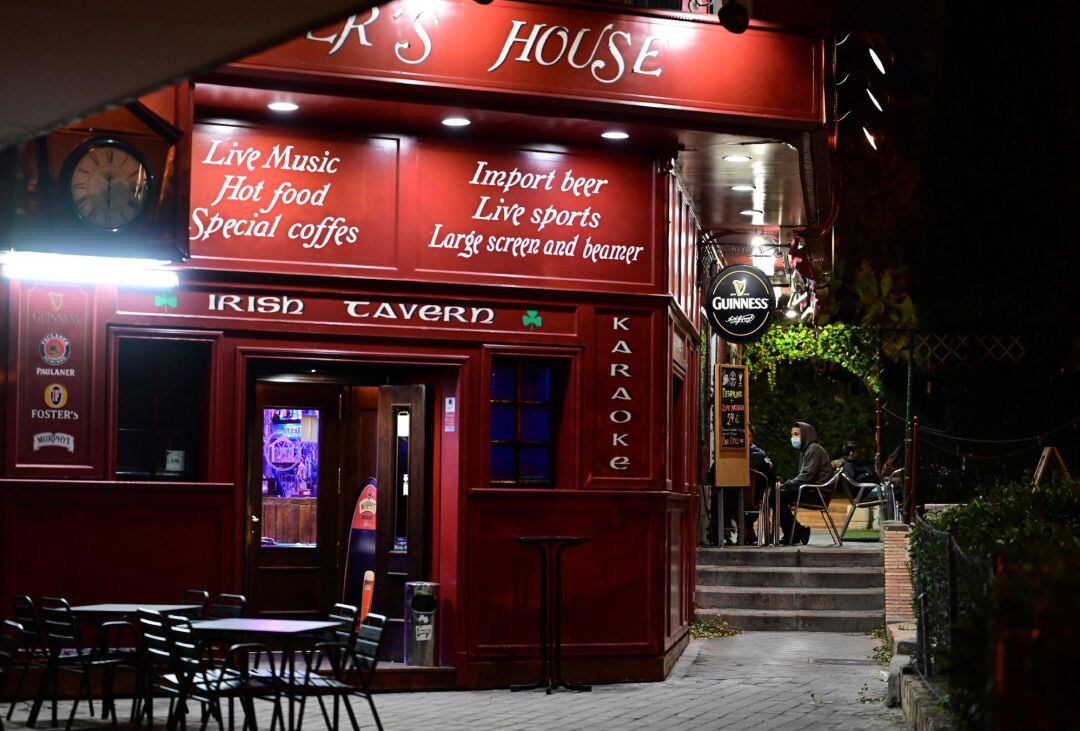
248,382 -> 343,618
373,385 -> 427,661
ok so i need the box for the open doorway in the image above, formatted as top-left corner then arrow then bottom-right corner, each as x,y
246,362 -> 442,662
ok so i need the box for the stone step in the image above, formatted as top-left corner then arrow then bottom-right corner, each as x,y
697,546 -> 883,568
695,607 -> 884,633
695,586 -> 884,611
696,565 -> 884,589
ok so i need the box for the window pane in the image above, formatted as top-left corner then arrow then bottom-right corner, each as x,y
520,364 -> 551,402
490,444 -> 515,481
261,408 -> 319,548
519,406 -> 551,443
491,361 -> 517,401
519,446 -> 552,483
116,339 -> 209,481
490,404 -> 517,442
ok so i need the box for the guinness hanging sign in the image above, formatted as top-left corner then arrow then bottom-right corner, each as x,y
706,265 -> 775,343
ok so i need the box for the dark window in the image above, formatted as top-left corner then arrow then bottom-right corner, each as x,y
116,338 -> 210,481
490,359 -> 560,487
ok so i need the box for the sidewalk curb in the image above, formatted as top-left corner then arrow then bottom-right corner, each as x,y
901,673 -> 954,730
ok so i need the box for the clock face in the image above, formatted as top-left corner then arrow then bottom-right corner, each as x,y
66,140 -> 152,230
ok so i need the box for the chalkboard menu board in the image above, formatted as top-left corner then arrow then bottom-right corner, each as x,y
719,365 -> 747,449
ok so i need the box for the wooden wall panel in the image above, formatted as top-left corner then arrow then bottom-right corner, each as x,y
0,481 -> 236,609
465,489 -> 665,658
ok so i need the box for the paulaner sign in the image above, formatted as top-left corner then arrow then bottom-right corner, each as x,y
705,265 -> 775,343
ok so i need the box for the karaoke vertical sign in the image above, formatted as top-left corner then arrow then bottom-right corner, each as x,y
16,284 -> 93,468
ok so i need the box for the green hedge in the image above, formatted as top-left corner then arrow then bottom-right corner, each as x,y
909,479 -> 1080,729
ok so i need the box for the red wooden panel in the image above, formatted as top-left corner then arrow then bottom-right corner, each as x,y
240,0 -> 824,126
465,490 -> 665,657
187,123 -> 659,293
584,307 -> 659,487
0,481 -> 237,606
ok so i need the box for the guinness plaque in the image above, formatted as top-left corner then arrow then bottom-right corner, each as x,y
705,265 -> 775,343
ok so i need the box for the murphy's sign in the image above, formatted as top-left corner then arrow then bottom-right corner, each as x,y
238,0 -> 823,125
706,265 -> 775,343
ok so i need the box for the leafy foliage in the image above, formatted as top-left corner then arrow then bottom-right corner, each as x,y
817,260 -> 918,362
689,616 -> 741,639
744,323 -> 882,394
909,480 -> 1080,728
748,360 -> 877,479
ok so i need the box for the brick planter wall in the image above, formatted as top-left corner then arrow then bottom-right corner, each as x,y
883,521 -> 914,623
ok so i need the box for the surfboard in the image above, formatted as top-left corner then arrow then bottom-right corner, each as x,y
343,478 -> 378,615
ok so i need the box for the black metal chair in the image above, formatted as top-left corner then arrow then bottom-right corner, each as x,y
209,594 -> 246,620
30,596 -> 127,730
286,613 -> 387,731
182,589 -> 211,620
7,596 -> 46,723
151,616 -> 281,731
787,470 -> 844,546
0,620 -> 23,731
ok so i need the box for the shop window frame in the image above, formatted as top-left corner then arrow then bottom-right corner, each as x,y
482,345 -> 580,490
108,327 -> 220,482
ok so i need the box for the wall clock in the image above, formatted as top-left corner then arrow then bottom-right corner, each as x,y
60,138 -> 153,231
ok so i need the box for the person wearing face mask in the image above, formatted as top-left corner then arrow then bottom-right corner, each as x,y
776,421 -> 834,544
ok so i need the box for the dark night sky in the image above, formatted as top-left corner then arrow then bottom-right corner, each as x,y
833,0 -> 1080,347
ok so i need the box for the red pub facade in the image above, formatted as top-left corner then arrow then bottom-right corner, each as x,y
0,0 -> 826,688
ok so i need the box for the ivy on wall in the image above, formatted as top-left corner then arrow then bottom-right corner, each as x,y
743,323 -> 882,395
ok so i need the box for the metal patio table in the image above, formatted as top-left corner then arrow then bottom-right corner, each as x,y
191,618 -> 345,729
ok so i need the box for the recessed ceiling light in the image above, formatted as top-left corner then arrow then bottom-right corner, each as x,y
740,209 -> 763,216
724,154 -> 752,162
267,101 -> 299,112
601,130 -> 629,140
731,184 -> 756,192
442,117 -> 471,127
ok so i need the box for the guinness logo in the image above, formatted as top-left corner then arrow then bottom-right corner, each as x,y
705,265 -> 775,343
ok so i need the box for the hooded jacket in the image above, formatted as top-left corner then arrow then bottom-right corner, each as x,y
782,422 -> 834,493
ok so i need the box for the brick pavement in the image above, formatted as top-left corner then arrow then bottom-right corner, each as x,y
7,632 -> 905,730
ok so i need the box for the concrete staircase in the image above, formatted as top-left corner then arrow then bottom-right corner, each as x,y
695,546 -> 885,632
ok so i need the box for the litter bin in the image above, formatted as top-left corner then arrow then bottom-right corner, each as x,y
404,581 -> 438,666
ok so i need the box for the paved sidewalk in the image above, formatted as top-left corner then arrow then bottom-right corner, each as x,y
8,632 -> 905,730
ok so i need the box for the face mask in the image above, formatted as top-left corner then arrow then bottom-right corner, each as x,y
791,438 -> 802,450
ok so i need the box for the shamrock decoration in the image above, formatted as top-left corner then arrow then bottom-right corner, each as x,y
522,310 -> 543,330
155,293 -> 178,311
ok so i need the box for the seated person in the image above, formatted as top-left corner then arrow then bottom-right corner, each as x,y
722,426 -> 776,544
776,421 -> 834,544
840,442 -> 879,486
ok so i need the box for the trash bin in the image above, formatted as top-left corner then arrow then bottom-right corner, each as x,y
404,581 -> 438,667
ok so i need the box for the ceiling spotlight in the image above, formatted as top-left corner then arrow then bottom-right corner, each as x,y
267,101 -> 299,112
869,47 -> 886,74
865,88 -> 884,112
740,209 -> 763,216
731,184 -> 756,192
723,154 -> 752,162
717,1 -> 750,34
862,126 -> 879,150
784,308 -> 798,319
442,117 -> 471,127
601,130 -> 629,140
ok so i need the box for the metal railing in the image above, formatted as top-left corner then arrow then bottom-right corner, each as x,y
912,517 -> 993,722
